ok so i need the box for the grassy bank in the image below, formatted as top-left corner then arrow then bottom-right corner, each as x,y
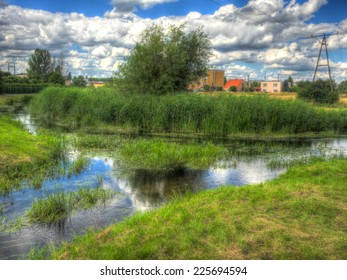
0,116 -> 64,195
34,159 -> 347,260
30,87 -> 347,135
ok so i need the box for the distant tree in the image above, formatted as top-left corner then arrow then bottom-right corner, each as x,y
72,75 -> 86,87
288,76 -> 293,87
27,49 -> 66,84
48,72 -> 65,85
115,24 -> 212,95
66,72 -> 72,81
283,76 -> 294,92
224,77 -> 227,85
27,49 -> 54,82
297,79 -> 339,104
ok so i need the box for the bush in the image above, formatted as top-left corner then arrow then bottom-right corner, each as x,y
229,86 -> 237,92
297,80 -> 339,104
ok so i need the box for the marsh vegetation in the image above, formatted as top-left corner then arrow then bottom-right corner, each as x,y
30,87 -> 347,135
1,89 -> 346,260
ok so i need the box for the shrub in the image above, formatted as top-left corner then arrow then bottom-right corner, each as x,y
297,79 -> 339,104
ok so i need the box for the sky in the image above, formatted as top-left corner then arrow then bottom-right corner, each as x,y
1,0 -> 347,82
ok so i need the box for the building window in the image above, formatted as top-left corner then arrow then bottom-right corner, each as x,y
273,84 -> 277,87
263,83 -> 267,87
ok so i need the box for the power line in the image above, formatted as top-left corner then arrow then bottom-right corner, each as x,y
227,0 -> 313,38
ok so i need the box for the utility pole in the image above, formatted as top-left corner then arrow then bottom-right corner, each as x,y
311,33 -> 335,91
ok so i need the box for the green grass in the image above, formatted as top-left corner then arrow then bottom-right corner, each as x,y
116,139 -> 228,174
0,116 -> 65,195
26,187 -> 117,224
34,159 -> 347,260
30,86 -> 347,135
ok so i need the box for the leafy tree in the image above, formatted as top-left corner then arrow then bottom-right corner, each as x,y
297,79 -> 339,104
48,72 -> 65,85
27,49 -> 66,84
27,49 -> 54,82
72,75 -> 86,87
115,24 -> 212,95
283,76 -> 294,92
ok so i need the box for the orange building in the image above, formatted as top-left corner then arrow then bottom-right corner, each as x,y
224,79 -> 246,92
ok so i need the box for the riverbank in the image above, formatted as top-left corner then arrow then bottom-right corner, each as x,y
33,159 -> 347,260
0,116 -> 64,195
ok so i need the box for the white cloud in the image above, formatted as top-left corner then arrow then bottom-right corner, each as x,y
0,0 -> 346,81
110,0 -> 178,13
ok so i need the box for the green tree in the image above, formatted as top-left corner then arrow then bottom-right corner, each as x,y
48,72 -> 65,85
27,49 -> 54,82
72,75 -> 86,87
115,24 -> 212,95
27,49 -> 65,84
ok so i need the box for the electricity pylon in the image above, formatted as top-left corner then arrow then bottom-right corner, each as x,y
311,33 -> 336,91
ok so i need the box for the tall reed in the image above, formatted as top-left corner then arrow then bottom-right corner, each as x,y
30,87 -> 347,135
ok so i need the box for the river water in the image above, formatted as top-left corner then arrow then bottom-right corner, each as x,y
0,114 -> 346,259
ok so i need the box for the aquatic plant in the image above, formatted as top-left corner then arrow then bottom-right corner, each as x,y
67,156 -> 90,177
26,187 -> 118,224
116,139 -> 228,174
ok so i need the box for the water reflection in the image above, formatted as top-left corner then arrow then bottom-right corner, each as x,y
0,132 -> 347,258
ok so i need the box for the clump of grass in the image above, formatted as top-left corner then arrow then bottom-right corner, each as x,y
67,156 -> 90,176
27,192 -> 74,223
26,187 -> 118,224
0,204 -> 3,215
116,139 -> 228,174
30,86 -> 347,135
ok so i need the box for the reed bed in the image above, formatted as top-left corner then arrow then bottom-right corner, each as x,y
30,87 -> 347,135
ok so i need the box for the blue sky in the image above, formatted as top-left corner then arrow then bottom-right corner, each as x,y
1,0 -> 347,81
8,0 -> 346,22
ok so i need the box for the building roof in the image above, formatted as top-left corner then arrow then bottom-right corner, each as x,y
224,79 -> 244,90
